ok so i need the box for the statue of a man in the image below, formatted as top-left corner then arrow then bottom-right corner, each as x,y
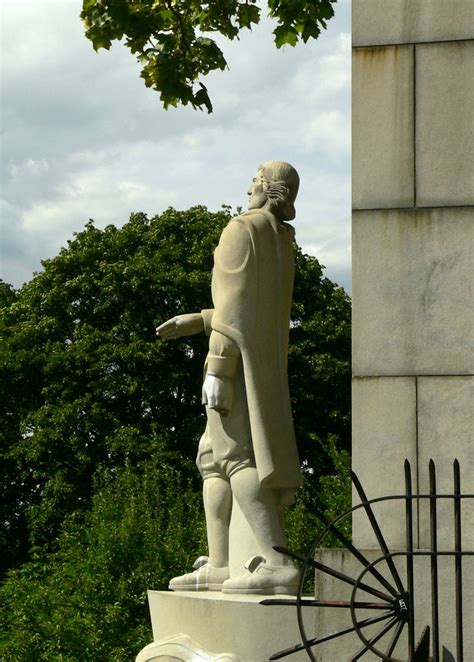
157,161 -> 302,594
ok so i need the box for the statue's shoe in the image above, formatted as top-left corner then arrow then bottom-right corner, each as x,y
168,556 -> 230,592
221,555 -> 300,595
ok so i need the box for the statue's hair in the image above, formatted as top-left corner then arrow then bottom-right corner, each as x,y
258,161 -> 300,221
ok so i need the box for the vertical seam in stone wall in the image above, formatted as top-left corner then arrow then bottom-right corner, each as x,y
415,376 -> 420,548
413,44 -> 417,208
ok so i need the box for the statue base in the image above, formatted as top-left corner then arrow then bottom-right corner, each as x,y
136,590 -> 312,661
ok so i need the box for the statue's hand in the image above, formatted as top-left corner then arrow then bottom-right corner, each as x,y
202,374 -> 234,416
156,313 -> 204,340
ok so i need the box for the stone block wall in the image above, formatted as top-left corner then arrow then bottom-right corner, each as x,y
351,0 -> 474,550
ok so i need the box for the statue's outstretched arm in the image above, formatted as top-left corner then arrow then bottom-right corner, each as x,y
156,312 -> 204,340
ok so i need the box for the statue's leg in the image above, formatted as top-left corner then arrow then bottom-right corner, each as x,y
168,441 -> 231,591
229,466 -> 287,566
203,476 -> 232,567
222,467 -> 299,594
221,467 -> 299,594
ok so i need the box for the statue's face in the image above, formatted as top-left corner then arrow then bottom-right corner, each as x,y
247,172 -> 267,210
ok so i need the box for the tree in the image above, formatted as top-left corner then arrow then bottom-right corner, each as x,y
0,205 -> 350,577
80,0 -> 337,112
0,205 -> 350,659
0,460 -> 207,661
0,280 -> 16,308
0,451 -> 350,661
0,206 -> 223,573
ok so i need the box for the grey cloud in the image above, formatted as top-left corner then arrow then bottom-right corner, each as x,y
0,201 -> 46,287
1,0 -> 351,291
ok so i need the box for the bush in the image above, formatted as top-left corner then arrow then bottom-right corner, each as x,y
0,457 -> 206,661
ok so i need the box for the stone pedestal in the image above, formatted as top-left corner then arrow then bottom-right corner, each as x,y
136,590 -> 313,662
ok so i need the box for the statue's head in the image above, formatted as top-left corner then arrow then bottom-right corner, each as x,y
247,160 -> 300,221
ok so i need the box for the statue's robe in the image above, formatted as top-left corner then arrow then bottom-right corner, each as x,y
201,209 -> 302,491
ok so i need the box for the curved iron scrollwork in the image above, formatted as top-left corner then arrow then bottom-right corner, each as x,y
262,459 -> 473,661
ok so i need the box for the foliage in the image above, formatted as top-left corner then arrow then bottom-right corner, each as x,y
286,437 -> 351,555
0,449 -> 350,661
286,437 -> 351,592
0,206 -> 227,573
0,205 -> 350,658
0,206 -> 350,575
0,453 -> 350,661
0,459 -> 206,661
0,280 -> 16,308
80,0 -> 337,112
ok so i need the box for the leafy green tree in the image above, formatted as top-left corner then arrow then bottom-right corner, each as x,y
0,280 -> 16,307
0,459 -> 207,661
0,205 -> 350,577
290,246 -> 351,474
80,0 -> 337,112
0,280 -> 29,573
0,205 -> 350,659
0,207 -> 223,572
0,453 -> 350,661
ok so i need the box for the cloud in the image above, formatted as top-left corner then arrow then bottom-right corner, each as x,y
0,0 -> 351,291
0,200 -> 45,286
8,158 -> 50,180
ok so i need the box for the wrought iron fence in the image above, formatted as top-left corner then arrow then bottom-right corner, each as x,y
263,459 -> 473,661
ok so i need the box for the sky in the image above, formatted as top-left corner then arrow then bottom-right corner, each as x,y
0,0 -> 351,291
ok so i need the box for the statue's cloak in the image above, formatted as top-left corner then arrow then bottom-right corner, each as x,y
209,209 -> 302,490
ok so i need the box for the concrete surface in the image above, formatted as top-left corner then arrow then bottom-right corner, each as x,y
352,45 -> 414,210
352,377 -> 417,549
145,590 -> 313,661
417,376 -> 474,549
352,207 -> 474,376
416,40 -> 474,207
353,0 -> 474,47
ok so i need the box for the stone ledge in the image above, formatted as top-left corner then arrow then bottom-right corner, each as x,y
353,0 -> 474,47
143,590 -> 313,661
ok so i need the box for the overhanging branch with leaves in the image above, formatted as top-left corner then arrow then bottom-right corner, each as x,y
80,0 -> 337,112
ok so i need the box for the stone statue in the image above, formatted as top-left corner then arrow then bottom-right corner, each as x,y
156,161 -> 302,595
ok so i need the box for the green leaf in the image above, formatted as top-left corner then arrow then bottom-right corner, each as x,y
194,86 -> 213,114
85,26 -> 113,52
274,24 -> 299,48
237,3 -> 261,29
302,19 -> 321,43
81,0 -> 337,111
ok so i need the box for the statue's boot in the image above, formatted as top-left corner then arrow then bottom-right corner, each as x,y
221,555 -> 299,595
169,556 -> 230,591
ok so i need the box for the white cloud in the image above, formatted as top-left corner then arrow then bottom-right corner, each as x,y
303,109 -> 350,153
8,158 -> 50,180
291,32 -> 351,101
0,0 -> 351,291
